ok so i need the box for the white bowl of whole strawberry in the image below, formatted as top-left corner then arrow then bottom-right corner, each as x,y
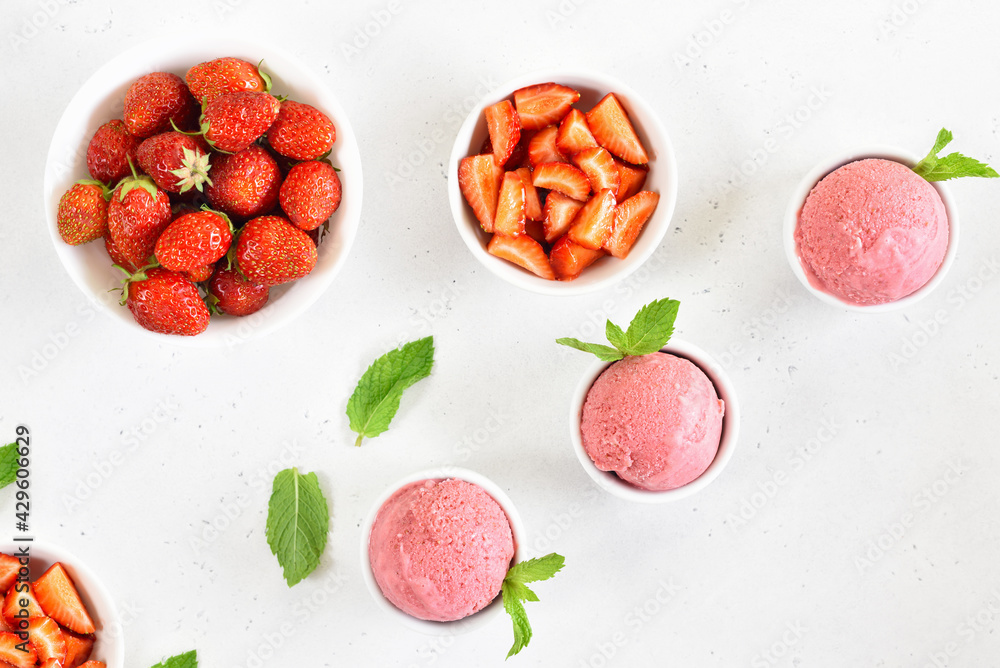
449,70 -> 677,295
0,541 -> 123,667
44,37 -> 362,342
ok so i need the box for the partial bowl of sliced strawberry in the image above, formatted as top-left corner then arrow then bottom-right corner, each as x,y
449,70 -> 677,295
44,35 -> 363,345
0,540 -> 123,667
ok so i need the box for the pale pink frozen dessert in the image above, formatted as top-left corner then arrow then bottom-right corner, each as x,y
368,478 -> 514,622
580,352 -> 724,491
795,158 -> 948,305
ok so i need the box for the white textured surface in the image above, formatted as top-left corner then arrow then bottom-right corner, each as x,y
2,1 -> 999,666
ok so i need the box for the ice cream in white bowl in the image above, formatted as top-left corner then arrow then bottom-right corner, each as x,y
569,340 -> 740,503
43,35 -> 363,345
784,146 -> 959,313
448,68 -> 677,295
360,467 -> 525,635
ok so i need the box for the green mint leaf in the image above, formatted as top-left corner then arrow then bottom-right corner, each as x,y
605,320 -> 627,351
507,553 -> 566,585
347,336 -> 434,446
555,338 -> 623,362
501,553 -> 565,659
622,298 -> 679,356
0,443 -> 19,490
913,127 -> 999,181
502,580 -> 532,659
150,650 -> 198,668
265,468 -> 330,587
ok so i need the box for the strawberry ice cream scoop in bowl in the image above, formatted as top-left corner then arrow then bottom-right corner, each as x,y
570,342 -> 740,503
43,35 -> 362,345
361,468 -> 524,635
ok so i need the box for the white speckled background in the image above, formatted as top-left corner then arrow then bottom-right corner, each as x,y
2,1 -> 999,666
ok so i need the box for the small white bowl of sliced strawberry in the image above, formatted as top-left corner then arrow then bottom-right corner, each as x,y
0,542 -> 122,667
449,70 -> 677,295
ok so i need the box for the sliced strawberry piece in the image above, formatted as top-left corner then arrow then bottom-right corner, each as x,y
0,554 -> 20,594
532,162 -> 589,201
78,662 -> 107,668
514,167 -> 543,221
542,191 -> 585,243
3,582 -> 42,628
586,93 -> 649,165
28,616 -> 66,664
481,133 -> 530,169
33,564 -> 95,635
573,146 -> 620,194
605,190 -> 660,259
458,154 -> 503,232
63,630 -> 94,668
0,631 -> 36,668
568,188 -> 617,250
527,125 -> 567,167
494,172 -> 526,237
41,659 -> 63,668
556,108 -> 598,156
615,159 -> 649,202
513,83 -> 580,130
484,100 -> 521,167
487,234 -> 555,280
550,235 -> 605,281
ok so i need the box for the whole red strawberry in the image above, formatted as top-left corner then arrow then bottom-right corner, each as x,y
236,215 -> 318,286
205,144 -> 281,218
86,119 -> 140,185
200,91 -> 280,153
154,209 -> 233,271
107,171 -> 172,268
57,180 -> 110,245
123,267 -> 210,335
208,265 -> 269,316
136,131 -> 213,193
279,160 -> 342,231
266,100 -> 336,161
186,57 -> 269,105
123,72 -> 198,139
104,232 -> 139,272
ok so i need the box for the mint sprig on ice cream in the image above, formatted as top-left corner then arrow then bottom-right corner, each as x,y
501,553 -> 565,659
913,128 -> 998,181
557,298 -> 680,360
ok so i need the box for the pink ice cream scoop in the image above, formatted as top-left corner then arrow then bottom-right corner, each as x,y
368,478 -> 515,622
794,158 -> 948,306
580,352 -> 725,491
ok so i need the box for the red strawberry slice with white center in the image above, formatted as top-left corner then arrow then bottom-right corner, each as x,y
514,168 -> 543,222
513,83 -> 580,130
542,191 -> 585,244
32,564 -> 95,635
550,235 -> 605,281
458,154 -> 503,232
573,146 -> 620,194
3,581 -> 42,629
0,631 -> 37,668
532,162 -> 590,202
494,171 -> 526,237
527,125 -> 568,167
604,190 -> 660,258
556,108 -> 598,156
487,234 -> 555,280
568,188 -> 617,250
484,100 -> 521,167
27,616 -> 66,665
586,93 -> 649,165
